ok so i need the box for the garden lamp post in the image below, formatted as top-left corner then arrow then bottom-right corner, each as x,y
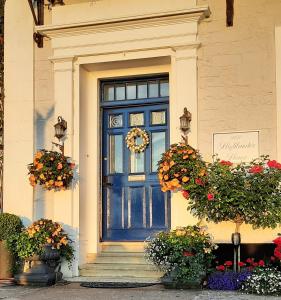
179,108 -> 192,145
52,116 -> 67,155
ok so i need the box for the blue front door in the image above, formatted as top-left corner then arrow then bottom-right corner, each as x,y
101,77 -> 170,241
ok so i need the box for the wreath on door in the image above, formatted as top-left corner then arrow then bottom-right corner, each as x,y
125,128 -> 149,153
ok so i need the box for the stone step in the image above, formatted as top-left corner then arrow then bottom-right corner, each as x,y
80,263 -> 157,271
67,276 -> 161,283
100,242 -> 145,253
87,255 -> 148,264
79,268 -> 163,278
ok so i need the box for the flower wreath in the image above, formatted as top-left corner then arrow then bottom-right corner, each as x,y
28,150 -> 75,191
125,128 -> 149,153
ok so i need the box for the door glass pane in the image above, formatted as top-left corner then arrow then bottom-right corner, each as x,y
151,111 -> 166,125
130,136 -> 145,173
137,83 -> 147,99
127,83 -> 137,100
148,81 -> 159,98
116,84 -> 125,100
109,114 -> 123,128
160,80 -> 169,97
109,135 -> 123,173
152,132 -> 166,172
130,113 -> 144,126
104,84 -> 114,101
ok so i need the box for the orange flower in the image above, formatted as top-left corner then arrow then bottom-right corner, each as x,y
182,176 -> 190,183
36,163 -> 43,170
55,181 -> 63,187
159,168 -> 164,173
33,159 -> 38,166
183,155 -> 189,160
164,175 -> 169,181
35,151 -> 43,159
188,149 -> 194,154
57,163 -> 63,170
174,173 -> 180,178
49,180 -> 54,185
170,161 -> 175,167
158,174 -> 163,180
199,169 -> 206,177
161,186 -> 168,192
171,178 -> 181,187
163,165 -> 170,172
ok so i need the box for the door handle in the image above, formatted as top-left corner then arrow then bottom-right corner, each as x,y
103,176 -> 113,187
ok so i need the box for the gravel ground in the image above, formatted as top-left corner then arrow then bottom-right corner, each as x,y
0,283 -> 281,300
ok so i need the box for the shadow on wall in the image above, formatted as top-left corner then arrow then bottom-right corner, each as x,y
33,106 -> 55,220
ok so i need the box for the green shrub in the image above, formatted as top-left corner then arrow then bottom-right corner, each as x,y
0,213 -> 23,241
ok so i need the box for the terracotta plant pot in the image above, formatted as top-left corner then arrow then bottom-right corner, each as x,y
0,240 -> 13,279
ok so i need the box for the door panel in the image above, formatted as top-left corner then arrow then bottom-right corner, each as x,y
102,80 -> 170,241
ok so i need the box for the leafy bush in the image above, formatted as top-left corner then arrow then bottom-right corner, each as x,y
208,270 -> 251,290
145,226 -> 217,283
7,219 -> 74,265
187,156 -> 281,229
0,213 -> 23,241
241,267 -> 281,295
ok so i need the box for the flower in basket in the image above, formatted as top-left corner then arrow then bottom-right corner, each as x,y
7,219 -> 74,265
28,150 -> 75,191
157,143 -> 207,195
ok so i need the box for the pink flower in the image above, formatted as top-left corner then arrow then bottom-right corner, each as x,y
249,165 -> 264,174
238,262 -> 246,267
182,190 -> 190,200
224,261 -> 233,267
207,193 -> 214,201
195,178 -> 204,186
216,265 -> 225,271
258,260 -> 265,267
220,160 -> 233,166
246,258 -> 254,264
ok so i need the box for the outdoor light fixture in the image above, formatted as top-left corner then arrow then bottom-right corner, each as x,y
52,116 -> 67,155
47,0 -> 65,7
231,232 -> 241,246
179,107 -> 192,144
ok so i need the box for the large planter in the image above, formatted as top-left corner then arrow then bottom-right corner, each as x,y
15,245 -> 62,286
0,240 -> 13,279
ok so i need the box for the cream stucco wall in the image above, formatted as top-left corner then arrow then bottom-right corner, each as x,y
4,0 -> 281,277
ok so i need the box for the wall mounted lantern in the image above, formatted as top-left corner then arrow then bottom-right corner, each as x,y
179,107 -> 192,145
52,116 -> 67,155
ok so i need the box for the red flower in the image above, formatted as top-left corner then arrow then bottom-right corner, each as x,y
220,160 -> 233,166
249,165 -> 264,174
267,160 -> 281,169
274,247 -> 281,260
238,262 -> 246,267
183,251 -> 194,257
246,258 -> 254,264
224,261 -> 233,267
195,178 -> 204,186
258,260 -> 265,267
273,237 -> 281,246
207,193 -> 214,201
182,190 -> 190,200
216,265 -> 225,271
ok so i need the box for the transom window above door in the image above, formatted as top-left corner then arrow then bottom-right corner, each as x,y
102,77 -> 169,102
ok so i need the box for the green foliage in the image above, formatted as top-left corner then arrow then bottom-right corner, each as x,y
145,226 -> 217,283
6,219 -> 74,266
0,213 -> 23,241
187,156 -> 281,229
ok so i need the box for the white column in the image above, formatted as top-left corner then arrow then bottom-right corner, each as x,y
4,1 -> 34,225
276,26 -> 281,162
170,46 -> 199,228
52,58 -> 79,277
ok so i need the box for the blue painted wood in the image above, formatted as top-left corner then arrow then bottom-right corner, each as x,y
102,80 -> 170,241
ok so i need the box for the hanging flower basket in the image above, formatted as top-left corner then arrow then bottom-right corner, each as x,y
157,143 -> 207,193
28,150 -> 75,191
125,127 -> 149,153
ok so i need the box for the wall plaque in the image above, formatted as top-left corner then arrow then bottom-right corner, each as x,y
213,131 -> 259,163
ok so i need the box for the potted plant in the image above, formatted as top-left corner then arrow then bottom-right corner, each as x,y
28,150 -> 75,191
145,225 -> 217,289
0,213 -> 23,279
7,219 -> 74,286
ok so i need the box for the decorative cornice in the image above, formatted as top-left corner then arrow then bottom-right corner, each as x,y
37,5 -> 210,38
